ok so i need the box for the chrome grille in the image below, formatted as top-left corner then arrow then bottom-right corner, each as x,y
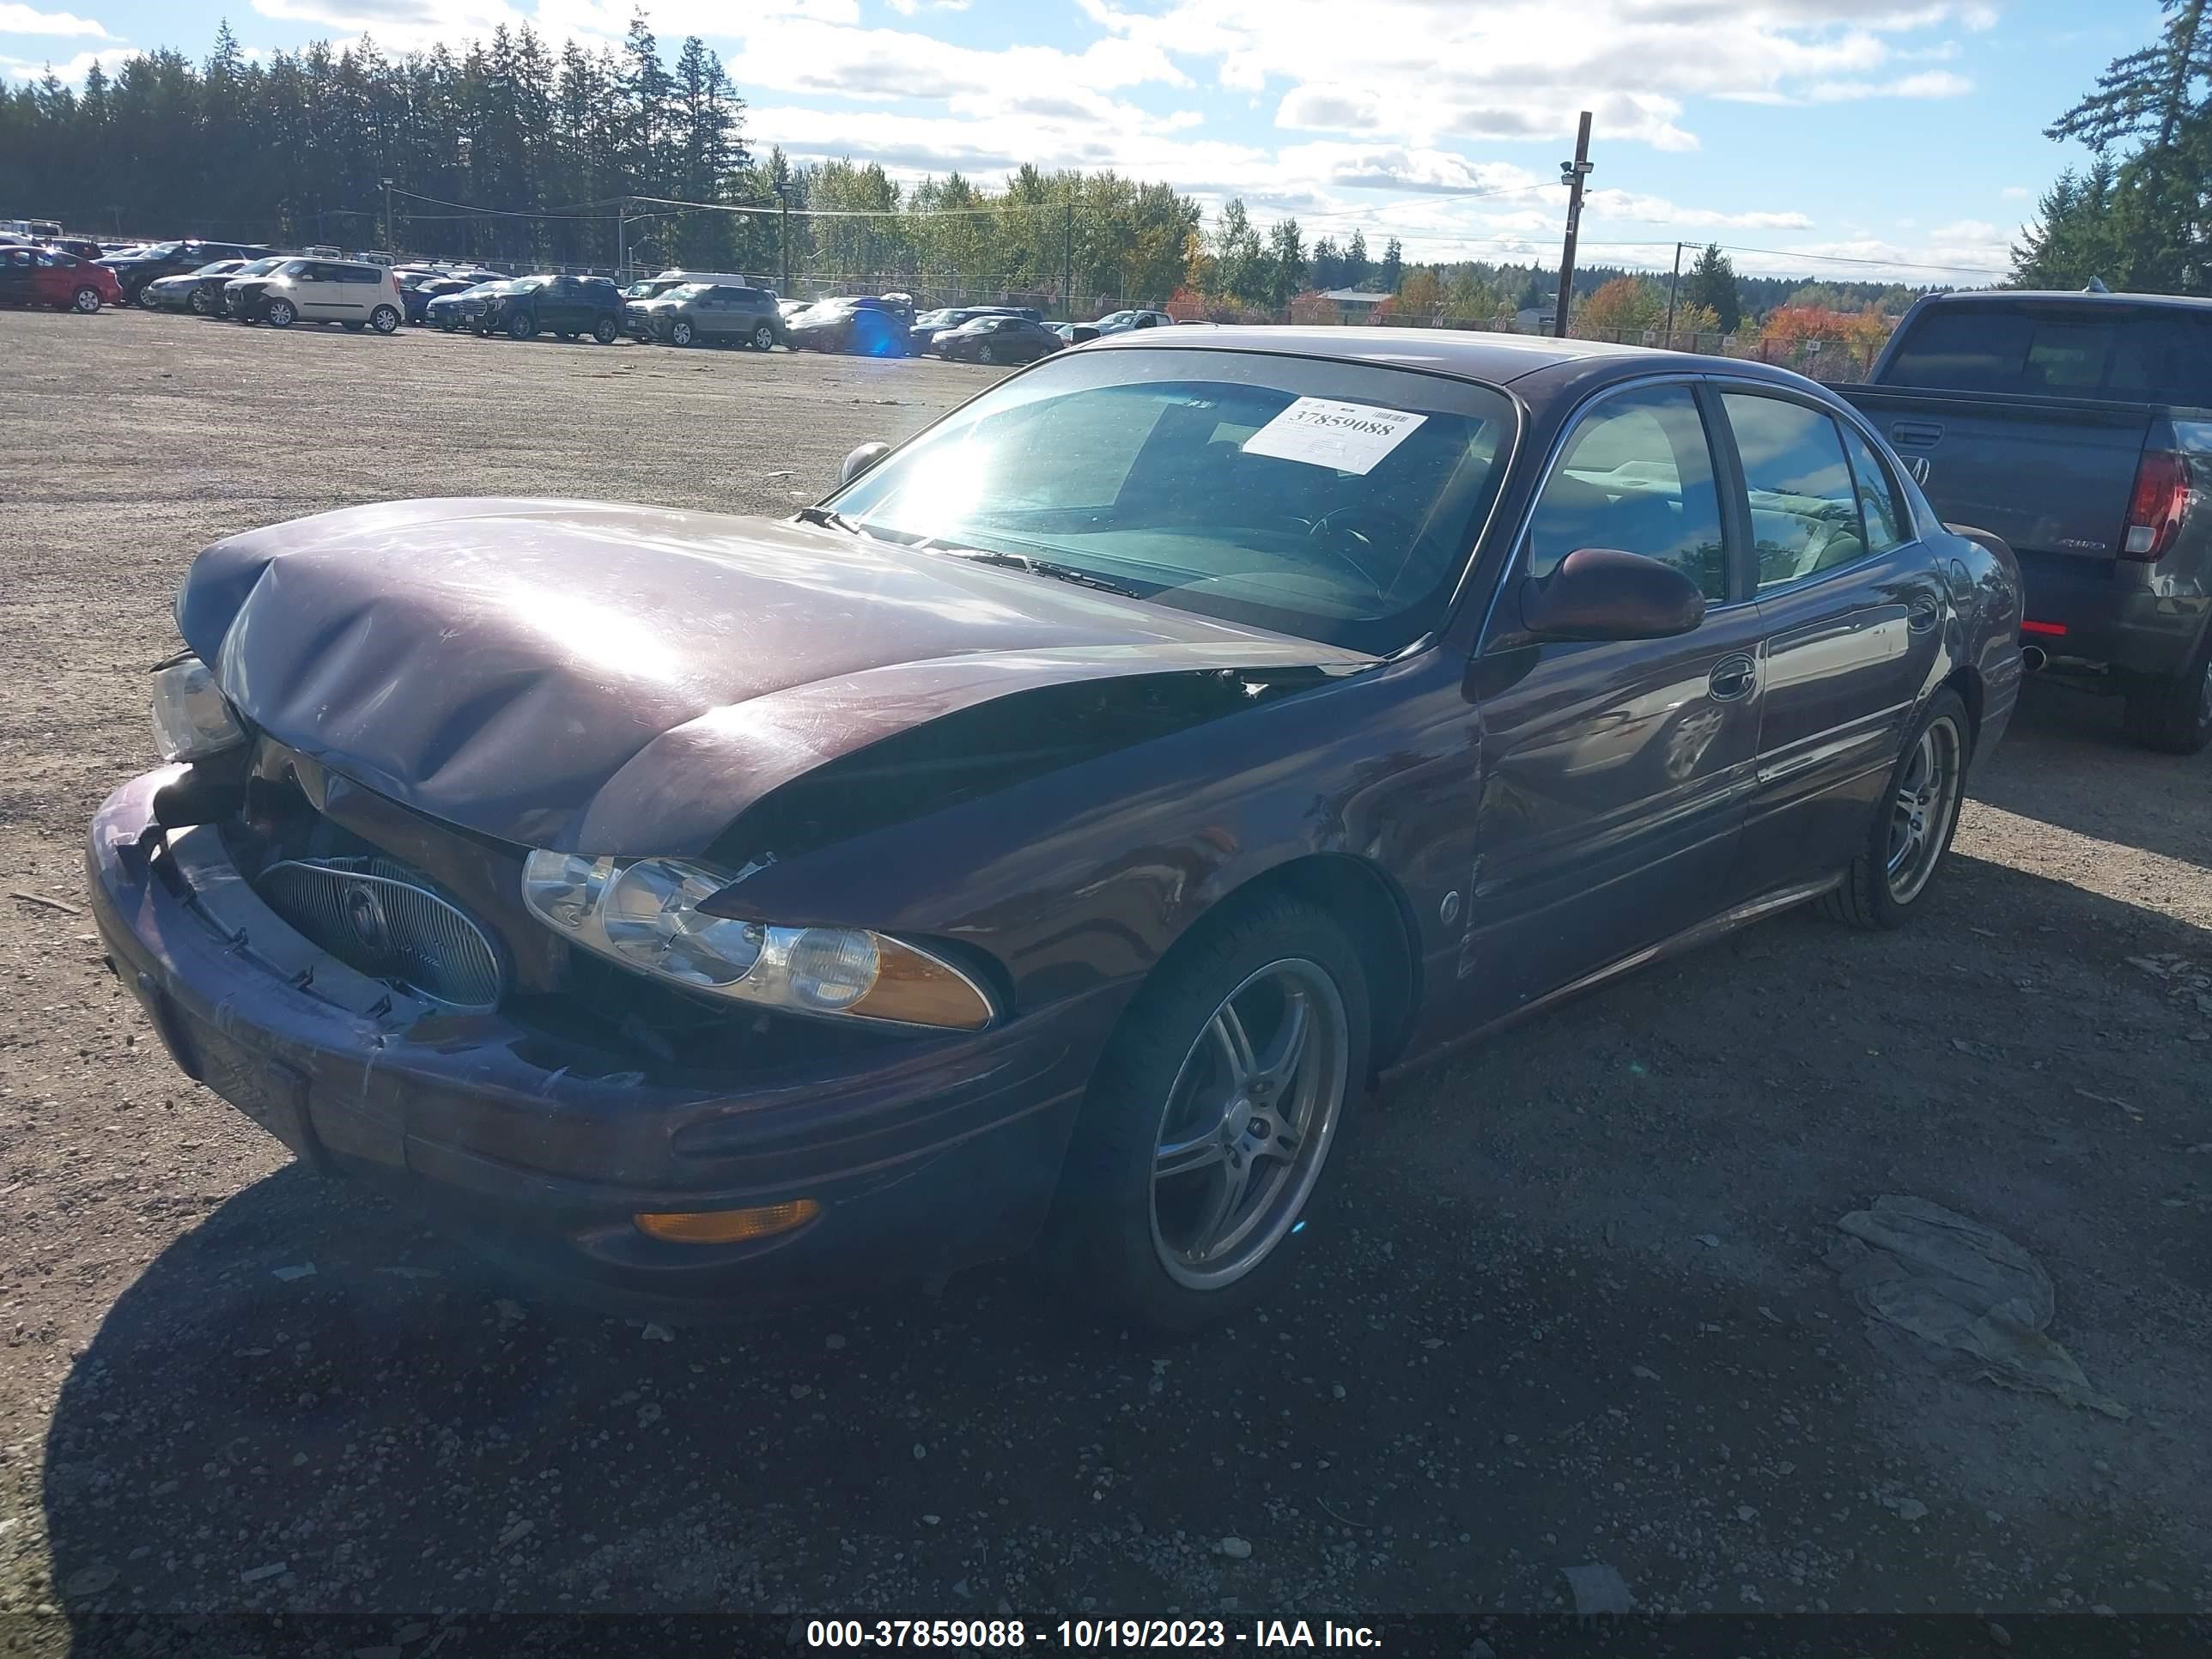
258,856 -> 503,1012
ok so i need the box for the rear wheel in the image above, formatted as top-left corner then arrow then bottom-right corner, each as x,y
751,322 -> 775,349
370,305 -> 400,334
1048,894 -> 1368,1332
264,297 -> 297,328
592,315 -> 619,345
507,312 -> 536,341
130,284 -> 158,307
70,286 -> 101,314
1823,689 -> 1969,929
2121,635 -> 2212,755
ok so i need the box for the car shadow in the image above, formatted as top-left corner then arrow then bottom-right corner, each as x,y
1970,678 -> 2212,870
40,851 -> 2212,1638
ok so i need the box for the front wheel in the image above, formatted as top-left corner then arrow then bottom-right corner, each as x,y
70,286 -> 101,314
507,312 -> 536,341
189,289 -> 213,315
2121,636 -> 2212,754
370,305 -> 400,334
592,315 -> 619,345
976,343 -> 996,364
1822,688 -> 1969,929
751,323 -> 775,349
264,298 -> 297,328
670,319 -> 695,347
1047,894 -> 1369,1332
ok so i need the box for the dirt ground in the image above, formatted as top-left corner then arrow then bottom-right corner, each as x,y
1,307 -> 2208,1639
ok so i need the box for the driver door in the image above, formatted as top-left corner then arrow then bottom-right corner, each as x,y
1462,380 -> 1768,1022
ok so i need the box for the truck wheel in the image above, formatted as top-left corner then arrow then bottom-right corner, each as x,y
2122,637 -> 2212,755
670,319 -> 695,347
593,315 -> 619,345
507,312 -> 536,340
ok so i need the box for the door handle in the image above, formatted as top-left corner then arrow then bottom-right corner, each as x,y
1891,421 -> 1943,449
1708,655 -> 1758,702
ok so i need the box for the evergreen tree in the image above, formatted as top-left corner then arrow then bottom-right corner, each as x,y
1264,216 -> 1306,307
1378,235 -> 1403,294
1343,228 -> 1370,288
1682,243 -> 1741,334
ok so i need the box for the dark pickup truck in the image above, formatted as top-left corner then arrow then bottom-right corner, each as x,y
1840,290 -> 2212,752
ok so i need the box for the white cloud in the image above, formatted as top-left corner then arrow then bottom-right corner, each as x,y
1804,69 -> 1972,100
0,3 -> 112,36
0,43 -> 129,81
2000,184 -> 2031,200
1586,188 -> 1814,229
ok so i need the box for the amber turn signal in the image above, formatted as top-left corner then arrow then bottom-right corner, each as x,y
633,1200 -> 821,1244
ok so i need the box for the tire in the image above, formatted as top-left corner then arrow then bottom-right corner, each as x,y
129,284 -> 156,307
2120,634 -> 2212,754
977,343 -> 996,365
1046,893 -> 1370,1332
670,319 -> 694,347
264,298 -> 296,328
70,286 -> 101,314
189,289 -> 213,316
370,305 -> 400,334
593,315 -> 619,344
1822,688 -> 1970,930
751,322 -> 775,349
507,312 -> 536,340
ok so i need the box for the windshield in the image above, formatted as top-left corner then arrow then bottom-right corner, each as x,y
824,347 -> 1516,653
236,258 -> 283,276
666,283 -> 711,300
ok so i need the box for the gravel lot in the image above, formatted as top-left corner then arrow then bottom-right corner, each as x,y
2,307 -> 2209,1637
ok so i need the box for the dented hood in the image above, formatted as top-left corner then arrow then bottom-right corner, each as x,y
179,497 -> 1366,854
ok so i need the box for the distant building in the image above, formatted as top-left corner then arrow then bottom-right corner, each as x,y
1514,305 -> 1557,333
1320,287 -> 1390,319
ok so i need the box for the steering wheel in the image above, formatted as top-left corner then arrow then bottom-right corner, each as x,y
1302,505 -> 1428,598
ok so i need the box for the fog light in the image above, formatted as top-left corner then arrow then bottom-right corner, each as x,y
633,1200 -> 820,1244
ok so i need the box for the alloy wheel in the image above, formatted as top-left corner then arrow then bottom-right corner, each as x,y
1885,716 -> 1963,903
72,287 -> 100,313
1149,958 -> 1348,1291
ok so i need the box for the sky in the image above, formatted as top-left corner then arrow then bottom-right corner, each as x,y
0,0 -> 2161,284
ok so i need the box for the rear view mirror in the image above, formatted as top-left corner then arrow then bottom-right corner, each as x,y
841,441 -> 891,485
1519,548 -> 1706,642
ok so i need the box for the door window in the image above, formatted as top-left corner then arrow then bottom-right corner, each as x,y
1718,392 -> 1867,589
1527,383 -> 1729,601
1838,422 -> 1910,555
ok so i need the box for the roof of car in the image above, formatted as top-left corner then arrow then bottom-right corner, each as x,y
1082,324 -> 1825,399
1911,288 -> 2212,312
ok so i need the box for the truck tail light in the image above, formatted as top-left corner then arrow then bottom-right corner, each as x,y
2122,447 -> 2191,562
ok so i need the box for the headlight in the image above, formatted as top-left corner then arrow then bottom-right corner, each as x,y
149,655 -> 246,762
520,851 -> 995,1030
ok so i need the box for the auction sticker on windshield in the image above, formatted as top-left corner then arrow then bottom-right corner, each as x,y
1240,397 -> 1427,475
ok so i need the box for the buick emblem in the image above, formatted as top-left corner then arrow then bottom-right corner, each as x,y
343,881 -> 391,955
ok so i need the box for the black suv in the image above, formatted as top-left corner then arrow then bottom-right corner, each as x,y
99,240 -> 270,306
481,275 -> 625,343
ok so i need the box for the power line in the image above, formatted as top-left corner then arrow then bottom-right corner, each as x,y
389,186 -> 617,222
1711,241 -> 2005,276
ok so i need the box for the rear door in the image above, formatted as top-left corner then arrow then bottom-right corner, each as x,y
1717,385 -> 1947,899
333,264 -> 378,319
1467,379 -> 1767,1018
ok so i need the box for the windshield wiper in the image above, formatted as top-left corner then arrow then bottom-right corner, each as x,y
942,547 -> 1142,599
793,504 -> 865,535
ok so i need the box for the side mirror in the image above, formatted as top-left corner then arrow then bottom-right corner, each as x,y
840,441 -> 891,485
1519,547 -> 1706,642
1903,455 -> 1931,487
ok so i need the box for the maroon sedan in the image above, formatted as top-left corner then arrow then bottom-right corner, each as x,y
0,246 -> 121,313
88,330 -> 2023,1329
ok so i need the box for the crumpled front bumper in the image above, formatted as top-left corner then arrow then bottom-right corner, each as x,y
86,766 -> 1114,1314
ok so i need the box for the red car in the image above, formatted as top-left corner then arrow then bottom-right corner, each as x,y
0,246 -> 122,313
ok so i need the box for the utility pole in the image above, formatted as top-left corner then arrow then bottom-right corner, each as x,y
1063,187 -> 1075,322
616,198 -> 626,280
1552,111 -> 1592,340
381,178 -> 394,254
1663,239 -> 1686,348
777,185 -> 792,294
